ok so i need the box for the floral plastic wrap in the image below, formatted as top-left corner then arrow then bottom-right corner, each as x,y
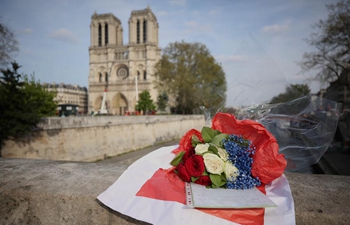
238,95 -> 342,171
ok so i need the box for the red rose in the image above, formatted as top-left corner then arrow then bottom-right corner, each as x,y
185,155 -> 205,177
195,176 -> 212,186
176,164 -> 191,182
182,148 -> 195,162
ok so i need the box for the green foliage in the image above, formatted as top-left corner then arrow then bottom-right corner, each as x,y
22,74 -> 57,117
156,91 -> 168,112
0,62 -> 57,152
299,0 -> 350,85
209,173 -> 226,188
135,90 -> 156,115
153,41 -> 226,114
170,151 -> 185,166
270,84 -> 311,104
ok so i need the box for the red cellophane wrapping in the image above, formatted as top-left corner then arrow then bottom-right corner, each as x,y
173,112 -> 286,184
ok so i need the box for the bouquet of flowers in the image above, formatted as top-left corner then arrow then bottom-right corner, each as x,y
170,112 -> 287,189
171,126 -> 261,189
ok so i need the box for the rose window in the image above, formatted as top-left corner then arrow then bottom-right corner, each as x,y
117,67 -> 128,79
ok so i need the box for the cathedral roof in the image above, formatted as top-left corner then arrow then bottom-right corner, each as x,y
130,6 -> 157,21
91,13 -> 121,24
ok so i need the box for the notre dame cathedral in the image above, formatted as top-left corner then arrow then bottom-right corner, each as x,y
88,6 -> 161,115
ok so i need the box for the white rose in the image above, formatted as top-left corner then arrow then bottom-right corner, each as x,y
224,161 -> 239,181
195,143 -> 210,154
217,147 -> 228,161
203,153 -> 225,174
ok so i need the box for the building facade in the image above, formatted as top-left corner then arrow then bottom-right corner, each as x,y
42,82 -> 88,115
88,6 -> 161,115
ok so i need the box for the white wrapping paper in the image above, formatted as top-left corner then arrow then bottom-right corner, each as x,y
97,145 -> 295,225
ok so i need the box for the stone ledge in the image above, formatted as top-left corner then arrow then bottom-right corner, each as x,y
1,158 -> 350,225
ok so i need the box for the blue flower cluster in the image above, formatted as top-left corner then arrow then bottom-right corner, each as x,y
223,134 -> 261,189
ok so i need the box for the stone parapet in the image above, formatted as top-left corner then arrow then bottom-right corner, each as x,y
1,115 -> 205,162
1,158 -> 349,225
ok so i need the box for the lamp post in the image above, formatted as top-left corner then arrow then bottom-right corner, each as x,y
135,75 -> 139,102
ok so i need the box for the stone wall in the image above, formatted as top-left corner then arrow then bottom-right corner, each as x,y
1,158 -> 349,225
1,115 -> 205,162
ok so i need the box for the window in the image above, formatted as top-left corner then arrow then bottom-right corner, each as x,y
99,73 -> 102,82
137,71 -> 140,80
143,71 -> 147,80
143,20 -> 147,43
105,72 -> 108,82
105,23 -> 108,46
124,51 -> 128,59
136,20 -> 140,44
98,24 -> 102,46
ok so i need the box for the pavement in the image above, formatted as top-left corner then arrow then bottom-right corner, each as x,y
99,139 -> 180,166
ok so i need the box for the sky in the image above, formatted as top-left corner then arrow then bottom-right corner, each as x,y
0,0 -> 339,108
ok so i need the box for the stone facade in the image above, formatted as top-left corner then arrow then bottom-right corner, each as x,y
42,82 -> 88,114
88,6 -> 161,115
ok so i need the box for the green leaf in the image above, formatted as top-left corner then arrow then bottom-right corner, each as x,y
209,173 -> 227,188
201,127 -> 216,143
210,133 -> 229,147
191,177 -> 199,182
209,174 -> 222,188
170,151 -> 185,166
219,173 -> 227,186
191,135 -> 202,146
208,144 -> 218,155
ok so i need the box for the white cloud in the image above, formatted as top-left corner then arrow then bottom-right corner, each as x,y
262,24 -> 289,34
191,10 -> 200,16
209,9 -> 220,15
48,28 -> 78,43
185,20 -> 197,28
216,55 -> 249,63
157,11 -> 168,16
170,0 -> 186,6
22,28 -> 33,34
184,20 -> 212,33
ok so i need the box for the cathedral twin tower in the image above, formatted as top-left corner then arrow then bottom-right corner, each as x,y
88,6 -> 160,115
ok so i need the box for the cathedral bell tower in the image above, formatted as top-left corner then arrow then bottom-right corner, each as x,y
128,5 -> 159,46
88,7 -> 160,115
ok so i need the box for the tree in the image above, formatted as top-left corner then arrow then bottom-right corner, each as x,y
270,84 -> 311,104
299,0 -> 350,85
0,21 -> 19,67
156,91 -> 168,112
0,62 -> 57,154
153,41 -> 226,114
136,90 -> 156,115
22,74 -> 57,117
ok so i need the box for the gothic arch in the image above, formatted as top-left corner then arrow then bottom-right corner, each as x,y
143,70 -> 147,80
111,92 -> 128,115
137,70 -> 140,80
143,20 -> 147,43
96,66 -> 106,82
136,20 -> 140,44
98,23 -> 102,46
93,96 -> 103,112
104,23 -> 108,46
